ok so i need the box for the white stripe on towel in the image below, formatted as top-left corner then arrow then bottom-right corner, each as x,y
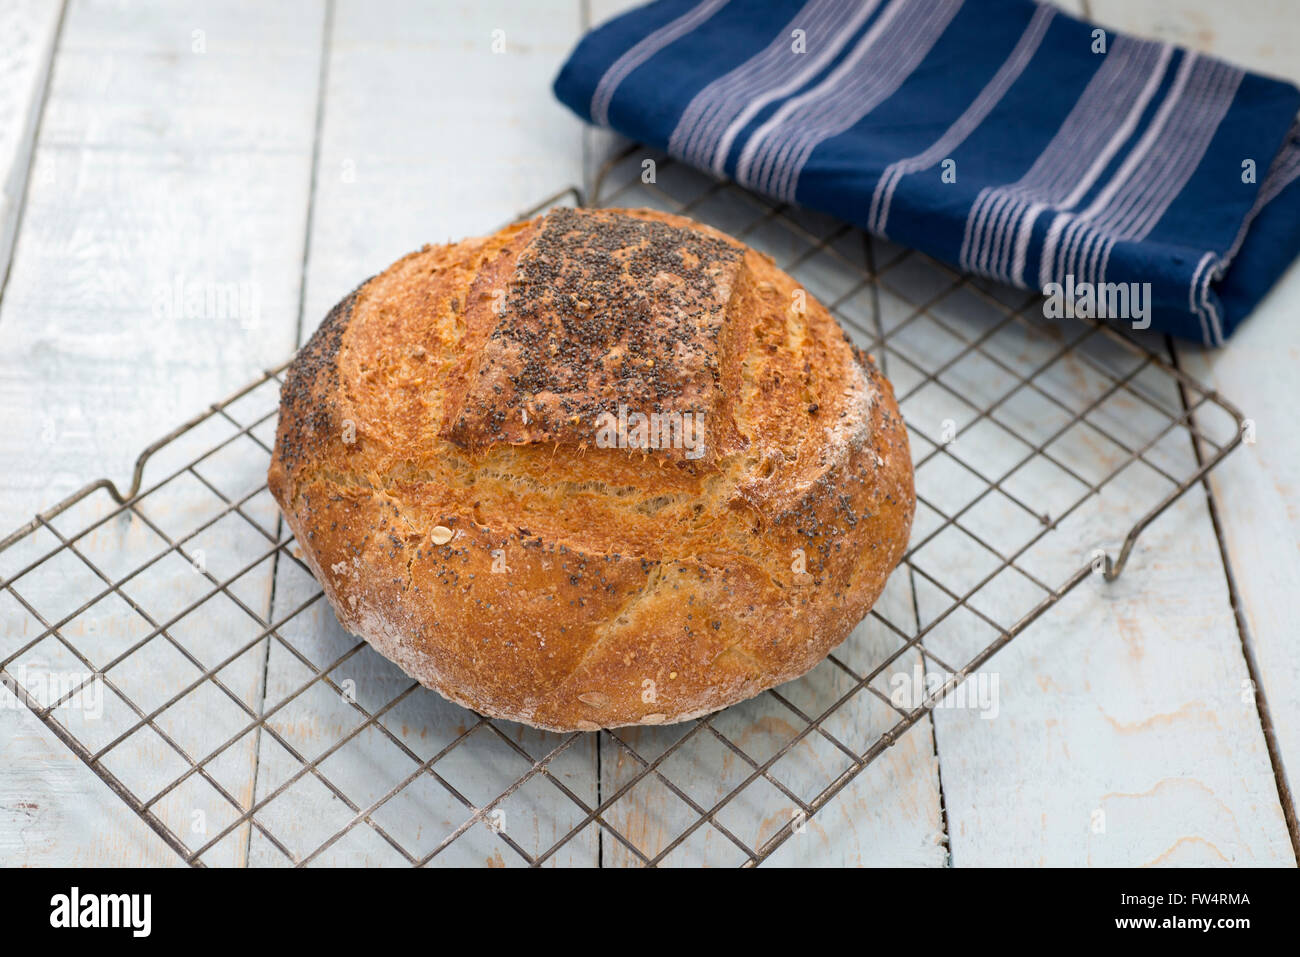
669,0 -> 880,176
1050,53 -> 1242,293
590,0 -> 730,127
869,1 -> 1056,236
735,0 -> 963,203
957,36 -> 1172,285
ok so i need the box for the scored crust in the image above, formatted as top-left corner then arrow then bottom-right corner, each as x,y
268,207 -> 914,731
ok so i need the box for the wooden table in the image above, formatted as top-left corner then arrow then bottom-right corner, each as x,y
1,0 -> 1295,866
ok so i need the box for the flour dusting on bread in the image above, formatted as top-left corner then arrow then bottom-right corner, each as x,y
268,207 -> 914,731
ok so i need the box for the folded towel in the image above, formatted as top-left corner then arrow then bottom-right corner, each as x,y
554,0 -> 1300,344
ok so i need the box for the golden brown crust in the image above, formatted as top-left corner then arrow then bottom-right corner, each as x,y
269,207 -> 914,731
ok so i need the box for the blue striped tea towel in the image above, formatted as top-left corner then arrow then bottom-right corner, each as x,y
553,0 -> 1300,344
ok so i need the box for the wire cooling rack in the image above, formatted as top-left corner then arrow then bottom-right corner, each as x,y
0,147 -> 1247,867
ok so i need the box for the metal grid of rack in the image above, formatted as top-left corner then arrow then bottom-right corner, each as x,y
0,148 -> 1246,866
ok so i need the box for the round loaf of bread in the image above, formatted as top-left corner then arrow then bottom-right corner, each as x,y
268,207 -> 913,731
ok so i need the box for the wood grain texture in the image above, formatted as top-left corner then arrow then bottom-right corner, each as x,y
1087,0 -> 1300,850
1,0 -> 1296,866
299,0 -> 587,327
0,699 -> 184,867
919,0 -> 1296,865
0,0 -> 61,289
932,457 -> 1294,865
0,0 -> 326,866
1177,264 -> 1300,852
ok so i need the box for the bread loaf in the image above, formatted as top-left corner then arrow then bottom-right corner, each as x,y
268,207 -> 914,731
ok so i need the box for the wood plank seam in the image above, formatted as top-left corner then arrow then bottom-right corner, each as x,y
293,0 -> 337,349
866,228 -> 954,866
247,0 -> 338,869
1169,343 -> 1300,858
0,0 -> 66,312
